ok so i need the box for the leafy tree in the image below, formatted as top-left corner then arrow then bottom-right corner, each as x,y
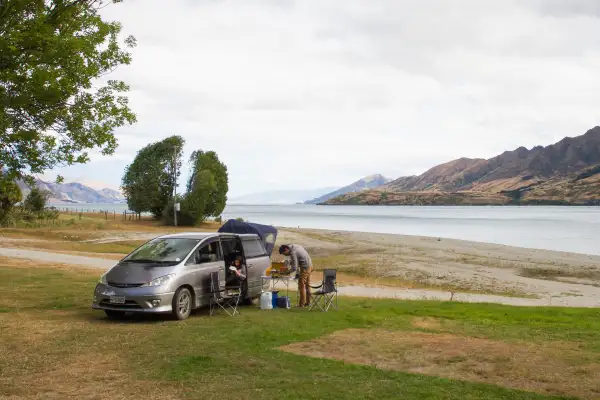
182,169 -> 216,224
0,0 -> 137,184
0,176 -> 22,223
186,150 -> 228,218
161,150 -> 229,226
23,187 -> 51,212
179,150 -> 228,225
122,135 -> 184,218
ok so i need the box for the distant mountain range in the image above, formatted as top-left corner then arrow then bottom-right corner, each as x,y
17,179 -> 125,204
228,187 -> 339,205
304,174 -> 390,204
324,126 -> 600,206
15,174 -> 390,206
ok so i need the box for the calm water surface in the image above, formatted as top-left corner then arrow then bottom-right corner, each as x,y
224,205 -> 600,256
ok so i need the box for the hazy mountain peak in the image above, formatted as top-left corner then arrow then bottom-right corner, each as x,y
305,174 -> 390,204
362,174 -> 390,184
229,187 -> 339,205
16,179 -> 126,204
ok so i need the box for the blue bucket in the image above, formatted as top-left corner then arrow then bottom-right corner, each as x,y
272,290 -> 279,308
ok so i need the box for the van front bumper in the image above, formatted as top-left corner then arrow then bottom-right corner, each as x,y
92,283 -> 175,313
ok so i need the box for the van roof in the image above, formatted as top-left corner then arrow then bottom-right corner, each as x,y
158,232 -> 260,240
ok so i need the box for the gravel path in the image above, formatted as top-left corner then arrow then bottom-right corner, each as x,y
2,246 -> 599,308
329,284 -> 600,308
0,248 -> 113,269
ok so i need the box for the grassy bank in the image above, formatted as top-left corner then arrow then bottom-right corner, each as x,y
0,211 -> 221,233
1,259 -> 599,399
0,211 -> 217,257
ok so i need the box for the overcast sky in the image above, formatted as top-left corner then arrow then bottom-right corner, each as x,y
44,0 -> 600,197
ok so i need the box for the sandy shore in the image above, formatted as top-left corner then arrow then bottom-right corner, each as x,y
1,227 -> 600,307
275,227 -> 600,306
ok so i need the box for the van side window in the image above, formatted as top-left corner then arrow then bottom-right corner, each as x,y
221,239 -> 242,265
242,239 -> 266,258
190,241 -> 222,264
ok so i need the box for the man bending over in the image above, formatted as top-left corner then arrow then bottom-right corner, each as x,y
279,244 -> 313,307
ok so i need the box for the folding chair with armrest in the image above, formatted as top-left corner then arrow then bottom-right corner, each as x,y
209,271 -> 241,316
308,269 -> 338,312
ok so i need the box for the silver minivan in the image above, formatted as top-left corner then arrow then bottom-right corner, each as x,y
92,232 -> 272,320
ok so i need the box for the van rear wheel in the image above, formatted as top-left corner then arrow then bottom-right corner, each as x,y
172,287 -> 192,320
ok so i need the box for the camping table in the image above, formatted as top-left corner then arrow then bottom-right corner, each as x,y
261,275 -> 298,305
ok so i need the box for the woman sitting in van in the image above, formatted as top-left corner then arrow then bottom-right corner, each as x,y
226,256 -> 246,288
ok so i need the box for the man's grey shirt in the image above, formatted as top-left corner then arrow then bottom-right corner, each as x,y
288,244 -> 312,270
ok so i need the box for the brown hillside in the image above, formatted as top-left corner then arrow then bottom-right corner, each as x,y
386,126 -> 600,192
325,127 -> 600,205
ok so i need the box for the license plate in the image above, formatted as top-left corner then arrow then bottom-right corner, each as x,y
109,296 -> 125,304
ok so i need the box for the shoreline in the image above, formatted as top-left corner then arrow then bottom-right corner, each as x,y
276,225 -> 600,257
273,224 -> 600,258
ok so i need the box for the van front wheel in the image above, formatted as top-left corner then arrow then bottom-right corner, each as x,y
172,287 -> 192,320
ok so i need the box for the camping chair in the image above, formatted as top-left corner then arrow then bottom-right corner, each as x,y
209,271 -> 241,316
308,269 -> 338,312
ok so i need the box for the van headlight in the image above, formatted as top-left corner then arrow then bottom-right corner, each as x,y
141,274 -> 175,287
98,273 -> 107,285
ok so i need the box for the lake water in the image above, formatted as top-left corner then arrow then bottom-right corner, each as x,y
52,203 -> 600,256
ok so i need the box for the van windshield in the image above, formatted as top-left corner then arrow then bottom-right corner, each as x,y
122,238 -> 199,264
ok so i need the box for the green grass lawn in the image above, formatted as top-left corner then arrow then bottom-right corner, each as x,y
1,263 -> 599,400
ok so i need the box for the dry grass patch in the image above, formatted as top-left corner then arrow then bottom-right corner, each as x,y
0,228 -> 103,241
0,212 -> 221,239
0,256 -> 102,275
0,242 -> 125,260
0,312 -> 88,347
411,317 -> 444,330
0,351 -> 181,400
309,270 -> 418,289
279,328 -> 600,399
518,266 -> 600,283
43,249 -> 124,260
0,235 -> 146,255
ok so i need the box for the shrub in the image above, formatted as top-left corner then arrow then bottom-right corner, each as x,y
23,187 -> 51,212
0,177 -> 22,225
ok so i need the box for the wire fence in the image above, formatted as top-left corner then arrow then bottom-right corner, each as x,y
50,207 -> 224,223
52,207 -> 143,220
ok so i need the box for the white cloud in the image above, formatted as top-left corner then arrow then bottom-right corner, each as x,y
49,0 -> 600,197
